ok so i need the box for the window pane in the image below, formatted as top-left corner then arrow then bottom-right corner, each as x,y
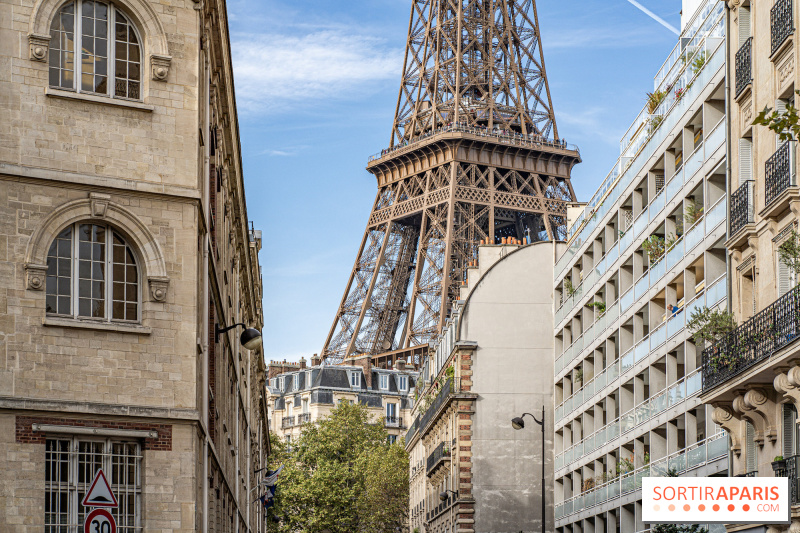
114,12 -> 140,99
78,224 -> 105,318
46,226 -> 72,315
49,3 -> 75,90
80,0 -> 109,94
45,439 -> 71,530
111,231 -> 138,320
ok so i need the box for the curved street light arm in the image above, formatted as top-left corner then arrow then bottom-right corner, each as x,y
215,322 -> 246,342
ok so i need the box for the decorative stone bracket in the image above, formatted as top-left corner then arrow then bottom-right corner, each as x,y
711,403 -> 742,457
148,276 -> 169,302
24,263 -> 48,290
733,387 -> 779,446
28,33 -> 51,61
151,54 -> 171,81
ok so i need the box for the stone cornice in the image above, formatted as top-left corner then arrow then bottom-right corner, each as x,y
0,396 -> 200,422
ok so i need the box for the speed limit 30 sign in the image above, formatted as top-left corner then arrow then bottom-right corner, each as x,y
84,508 -> 116,533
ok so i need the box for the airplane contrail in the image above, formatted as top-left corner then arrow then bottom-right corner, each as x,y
625,0 -> 680,35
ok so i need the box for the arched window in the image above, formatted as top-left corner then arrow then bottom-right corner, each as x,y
46,223 -> 140,321
49,0 -> 141,99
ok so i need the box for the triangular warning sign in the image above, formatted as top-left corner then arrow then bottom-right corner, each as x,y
81,469 -> 118,508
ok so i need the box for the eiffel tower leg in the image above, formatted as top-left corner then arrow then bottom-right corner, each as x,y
437,164 -> 458,333
401,208 -> 429,348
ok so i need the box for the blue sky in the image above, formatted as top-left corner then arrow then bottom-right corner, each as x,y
228,0 -> 684,362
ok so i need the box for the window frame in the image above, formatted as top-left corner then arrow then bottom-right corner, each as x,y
379,374 -> 389,390
350,371 -> 361,388
49,0 -> 144,101
398,375 -> 408,391
45,435 -> 142,531
46,222 -> 142,323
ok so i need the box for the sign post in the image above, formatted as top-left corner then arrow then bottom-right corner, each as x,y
83,469 -> 118,533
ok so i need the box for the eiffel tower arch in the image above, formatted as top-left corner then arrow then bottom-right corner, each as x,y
322,0 -> 580,364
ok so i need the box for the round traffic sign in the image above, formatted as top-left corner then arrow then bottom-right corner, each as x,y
84,509 -> 116,533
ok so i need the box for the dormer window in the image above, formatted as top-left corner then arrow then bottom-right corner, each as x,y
379,374 -> 389,390
293,373 -> 299,390
398,375 -> 408,392
350,371 -> 361,388
277,377 -> 285,391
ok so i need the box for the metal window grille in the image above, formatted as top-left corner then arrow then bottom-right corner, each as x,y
45,437 -> 142,532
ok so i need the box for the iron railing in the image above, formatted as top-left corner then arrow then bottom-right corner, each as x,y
426,441 -> 451,476
730,180 -> 754,235
774,455 -> 800,504
772,0 -> 794,55
735,37 -> 752,97
385,416 -> 403,428
281,416 -> 295,428
418,378 -> 459,432
406,416 -> 419,443
702,283 -> 800,391
297,413 -> 311,425
765,141 -> 795,206
736,471 -> 758,477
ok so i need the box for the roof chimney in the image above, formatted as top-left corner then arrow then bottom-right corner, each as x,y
299,357 -> 307,369
396,359 -> 406,371
311,353 -> 321,366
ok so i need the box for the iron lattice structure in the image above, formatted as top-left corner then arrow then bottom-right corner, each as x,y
322,0 -> 580,364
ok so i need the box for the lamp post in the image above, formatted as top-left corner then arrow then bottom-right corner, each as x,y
511,406 -> 545,533
215,322 -> 263,349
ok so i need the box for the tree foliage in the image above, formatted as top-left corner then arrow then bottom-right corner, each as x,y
266,402 -> 409,532
653,524 -> 709,533
779,230 -> 800,276
753,90 -> 800,142
687,306 -> 736,346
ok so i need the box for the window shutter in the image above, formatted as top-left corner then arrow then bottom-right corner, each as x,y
777,100 -> 789,148
738,7 -> 751,47
784,404 -> 797,457
778,251 -> 795,297
746,422 -> 756,472
739,138 -> 753,183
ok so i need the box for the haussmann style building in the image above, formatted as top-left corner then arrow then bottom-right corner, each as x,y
0,0 -> 271,528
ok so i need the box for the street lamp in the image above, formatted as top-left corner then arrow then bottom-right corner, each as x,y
511,406 -> 545,533
439,489 -> 458,502
215,322 -> 263,350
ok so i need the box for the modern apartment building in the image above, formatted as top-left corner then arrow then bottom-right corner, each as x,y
700,0 -> 800,529
0,0 -> 270,528
266,351 -> 421,446
406,242 -> 560,533
553,1 -> 730,531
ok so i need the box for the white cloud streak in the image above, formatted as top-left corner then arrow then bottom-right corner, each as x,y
232,30 -> 403,113
624,0 -> 680,35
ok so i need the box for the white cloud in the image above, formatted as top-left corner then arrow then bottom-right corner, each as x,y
232,30 -> 403,113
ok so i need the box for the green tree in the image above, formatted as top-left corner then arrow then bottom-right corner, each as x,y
687,306 -> 736,347
753,90 -> 800,142
653,524 -> 709,533
268,402 -> 409,533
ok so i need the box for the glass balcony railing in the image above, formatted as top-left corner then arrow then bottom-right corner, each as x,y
621,288 -> 634,312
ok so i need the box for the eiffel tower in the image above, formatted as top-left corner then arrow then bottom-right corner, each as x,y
322,0 -> 580,364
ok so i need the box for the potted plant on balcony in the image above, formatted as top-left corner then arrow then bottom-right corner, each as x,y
687,306 -> 736,349
772,455 -> 786,473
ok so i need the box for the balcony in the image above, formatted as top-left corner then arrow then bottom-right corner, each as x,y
385,416 -> 403,429
297,413 -> 311,425
426,441 -> 451,477
730,180 -> 754,237
418,377 -> 460,433
702,284 -> 800,391
774,455 -> 800,504
772,0 -> 794,56
765,141 -> 795,208
281,416 -> 295,428
735,37 -> 752,97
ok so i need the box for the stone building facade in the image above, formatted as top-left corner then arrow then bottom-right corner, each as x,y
406,242 -> 559,533
0,0 -> 270,528
700,0 -> 800,531
266,351 -> 421,446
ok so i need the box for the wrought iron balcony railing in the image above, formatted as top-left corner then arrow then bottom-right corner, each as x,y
418,377 -> 459,433
426,441 -> 451,476
772,0 -> 794,55
735,471 -> 758,477
297,413 -> 311,425
702,284 -> 800,391
774,455 -> 799,504
281,416 -> 295,428
735,37 -> 752,97
765,141 -> 795,207
385,416 -> 403,428
730,180 -> 754,235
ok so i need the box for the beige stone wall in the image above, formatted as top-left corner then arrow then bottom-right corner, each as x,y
0,182 -> 199,407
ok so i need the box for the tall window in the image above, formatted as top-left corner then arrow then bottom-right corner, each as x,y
386,403 -> 397,420
350,372 -> 361,388
45,437 -> 141,531
398,375 -> 408,391
379,374 -> 389,390
49,0 -> 142,99
46,223 -> 140,322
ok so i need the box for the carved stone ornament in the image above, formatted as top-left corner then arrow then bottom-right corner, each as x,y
89,192 -> 111,218
25,263 -> 48,290
28,33 -> 51,61
148,276 -> 169,302
151,54 -> 171,81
